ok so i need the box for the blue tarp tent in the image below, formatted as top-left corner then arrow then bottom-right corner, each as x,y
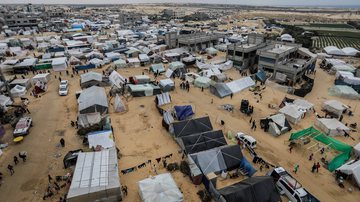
174,105 -> 194,121
75,63 -> 96,71
239,157 -> 257,177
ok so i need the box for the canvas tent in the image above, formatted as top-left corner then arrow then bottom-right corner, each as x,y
32,73 -> 51,84
0,95 -> 12,111
138,173 -> 183,202
206,47 -> 218,55
9,78 -> 31,89
114,94 -> 126,113
174,105 -> 194,121
168,61 -> 185,77
78,113 -> 102,129
194,77 -> 212,88
216,176 -> 280,202
108,70 -> 126,88
209,83 -> 232,98
52,57 -> 68,71
315,118 -> 350,136
87,130 -> 115,149
128,84 -> 161,97
80,71 -> 103,89
155,92 -> 171,106
328,85 -> 359,100
336,159 -> 360,188
279,104 -> 304,124
149,63 -> 165,74
260,113 -> 292,136
67,148 -> 122,202
172,116 -> 213,138
177,130 -> 227,154
10,85 -> 27,97
323,100 -> 349,118
159,79 -> 175,92
78,86 -> 108,114
114,59 -> 127,68
226,77 -> 255,94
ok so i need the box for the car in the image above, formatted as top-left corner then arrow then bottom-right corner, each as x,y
59,80 -> 69,88
236,132 -> 257,149
13,117 -> 32,137
59,85 -> 69,96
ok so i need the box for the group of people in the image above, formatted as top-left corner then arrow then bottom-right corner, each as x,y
180,81 -> 190,92
43,174 -> 70,201
250,119 -> 257,131
6,152 -> 27,176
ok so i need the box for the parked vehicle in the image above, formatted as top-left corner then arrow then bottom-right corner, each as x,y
59,85 -> 69,96
236,132 -> 257,149
13,117 -> 32,137
59,80 -> 69,88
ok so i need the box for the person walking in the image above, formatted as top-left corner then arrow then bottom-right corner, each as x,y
311,163 -> 317,172
8,164 -> 14,175
293,164 -> 299,174
48,174 -> 53,183
13,156 -> 19,165
316,162 -> 320,173
60,138 -> 65,147
19,152 -> 27,162
230,93 -> 233,99
309,153 -> 313,161
162,159 -> 167,169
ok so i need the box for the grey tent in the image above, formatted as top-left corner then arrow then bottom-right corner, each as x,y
172,116 -> 213,138
210,83 -> 232,98
67,148 -> 122,202
156,92 -> 171,106
159,79 -> 175,92
177,130 -> 227,154
128,84 -> 161,97
80,71 -> 103,89
78,86 -> 108,114
217,176 -> 280,202
114,94 -> 126,113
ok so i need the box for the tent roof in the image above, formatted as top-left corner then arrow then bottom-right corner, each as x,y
87,130 -> 114,149
81,71 -> 102,83
78,86 -> 108,111
317,118 -> 349,131
226,77 -> 255,94
138,173 -> 183,202
172,116 -> 213,138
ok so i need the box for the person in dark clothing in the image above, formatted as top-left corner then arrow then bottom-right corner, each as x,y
162,159 -> 167,168
8,164 -> 14,175
14,156 -> 19,165
201,87 -> 204,92
60,138 -> 65,147
311,163 -> 316,172
59,77 -> 62,82
230,93 -> 233,99
19,152 -> 27,162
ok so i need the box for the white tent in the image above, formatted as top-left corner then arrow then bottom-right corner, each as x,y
328,85 -> 359,100
324,46 -> 345,56
226,77 -> 255,94
293,99 -> 314,113
114,94 -> 126,113
139,54 -> 150,63
87,130 -> 115,149
336,159 -> 360,188
67,148 -> 122,202
52,57 -> 68,72
10,85 -> 27,97
354,143 -> 360,158
127,58 -> 140,67
89,58 -> 104,67
114,59 -> 127,68
194,76 -> 212,88
109,71 -> 126,88
156,92 -> 171,106
138,173 -> 183,202
279,104 -> 304,124
341,47 -> 359,56
159,79 -> 175,92
0,95 -> 13,111
315,118 -> 350,136
32,73 -> 51,84
323,100 -> 349,117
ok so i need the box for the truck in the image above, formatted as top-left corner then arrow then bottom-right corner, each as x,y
267,167 -> 320,202
13,117 -> 33,137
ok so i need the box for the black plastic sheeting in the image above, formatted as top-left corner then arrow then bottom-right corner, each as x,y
172,116 -> 213,138
294,75 -> 314,97
179,130 -> 227,154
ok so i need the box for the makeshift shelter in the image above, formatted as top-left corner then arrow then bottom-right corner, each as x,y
127,58 -> 140,67
34,81 -> 47,94
89,58 -> 104,68
177,130 -> 227,154
114,59 -> 127,68
323,100 -> 349,118
149,63 -> 165,74
206,47 -> 218,55
114,94 -> 126,113
189,145 -> 243,175
328,85 -> 359,100
52,57 -> 68,71
209,83 -> 232,98
336,159 -> 360,188
255,70 -> 267,83
293,99 -> 314,113
78,113 -> 102,129
108,71 -> 126,89
289,127 -> 352,171
226,77 -> 255,94
63,149 -> 83,169
139,54 -> 150,64
67,148 -> 122,202
133,75 -> 150,84
138,173 -> 183,202
0,95 -> 12,111
168,61 -> 185,77
87,130 -> 115,149
32,73 -> 51,84
194,77 -> 212,88
9,78 -> 31,89
10,85 -> 27,97
105,52 -> 121,61
341,47 -> 359,56
279,104 -> 305,124
172,116 -> 213,138
260,113 -> 292,136
159,79 -> 175,92
324,46 -> 345,56
174,105 -> 194,121
155,92 -> 171,106
80,71 -> 103,89
78,86 -> 108,114
69,56 -> 81,65
315,118 -> 350,136
128,84 -> 161,97
217,176 -> 280,202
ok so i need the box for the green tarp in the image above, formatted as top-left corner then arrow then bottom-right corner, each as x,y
289,126 -> 352,172
35,63 -> 52,70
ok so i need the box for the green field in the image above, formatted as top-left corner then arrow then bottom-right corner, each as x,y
312,36 -> 360,49
306,23 -> 355,29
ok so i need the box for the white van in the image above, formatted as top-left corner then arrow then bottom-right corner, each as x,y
236,132 -> 257,149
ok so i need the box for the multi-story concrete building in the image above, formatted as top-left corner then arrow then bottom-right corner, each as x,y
162,9 -> 186,19
164,32 -> 224,51
226,34 -> 266,71
2,12 -> 41,28
256,42 -> 316,84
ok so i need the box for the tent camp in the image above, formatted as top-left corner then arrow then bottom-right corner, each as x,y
159,79 -> 175,92
80,71 -> 103,89
315,118 -> 350,136
114,59 -> 127,68
10,85 -> 27,97
209,83 -> 232,98
138,173 -> 183,202
260,113 -> 292,136
336,159 -> 360,188
149,63 -> 165,74
114,94 -> 126,113
52,57 -> 68,71
323,100 -> 349,118
78,86 -> 108,114
172,116 -> 213,138
216,176 -> 280,202
128,84 -> 161,97
32,73 -> 51,84
87,130 -> 115,149
176,130 -> 227,154
67,148 -> 122,202
279,104 -> 305,124
189,145 -> 243,175
194,77 -> 212,88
